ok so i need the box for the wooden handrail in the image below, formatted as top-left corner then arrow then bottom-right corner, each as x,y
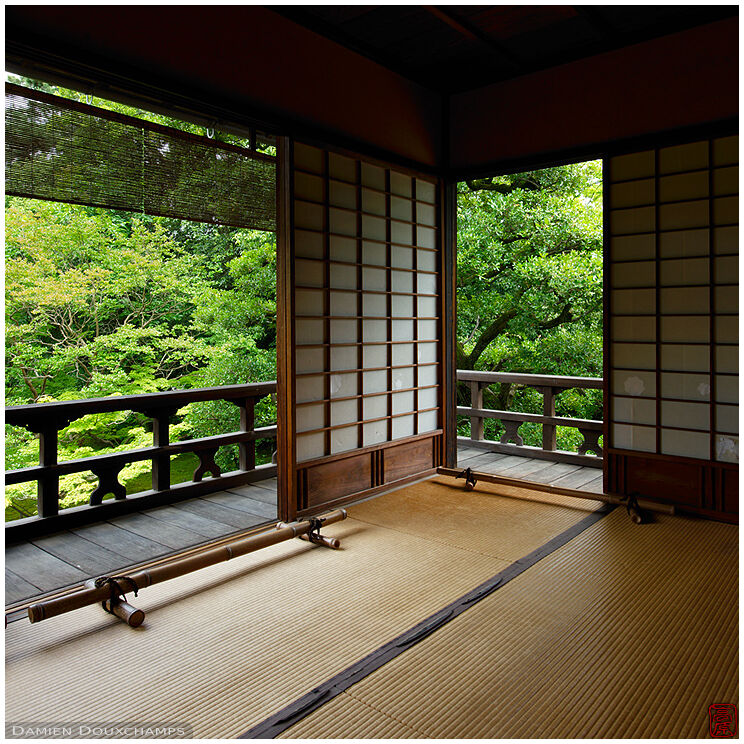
5,382 -> 277,428
5,383 -> 278,541
456,407 -> 602,431
456,370 -> 603,389
457,370 -> 603,467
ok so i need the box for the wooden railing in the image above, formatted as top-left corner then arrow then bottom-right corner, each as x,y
457,370 -> 604,468
5,383 -> 277,540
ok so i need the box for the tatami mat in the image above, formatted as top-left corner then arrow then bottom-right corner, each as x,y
5,479 -> 596,738
284,509 -> 739,739
351,476 -> 602,561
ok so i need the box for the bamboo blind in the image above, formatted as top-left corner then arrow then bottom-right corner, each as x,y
292,143 -> 441,463
608,135 -> 738,462
5,83 -> 276,231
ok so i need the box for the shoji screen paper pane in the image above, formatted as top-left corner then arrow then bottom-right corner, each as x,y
292,142 -> 441,464
608,135 -> 739,463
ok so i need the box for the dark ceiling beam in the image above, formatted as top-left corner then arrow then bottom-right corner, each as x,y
572,5 -> 739,50
268,5 -> 739,96
421,5 -> 523,75
266,6 -> 439,91
571,6 -> 621,43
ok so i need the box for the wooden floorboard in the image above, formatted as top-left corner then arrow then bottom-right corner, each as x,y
462,453 -> 527,474
203,491 -> 277,520
454,446 -> 493,463
111,513 -> 209,550
143,504 -> 239,538
6,569 -> 42,604
495,457 -> 560,480
70,522 -> 172,561
30,531 -> 131,575
582,474 -> 605,494
5,543 -> 88,592
522,461 -> 583,483
250,477 -> 277,493
457,448 -> 603,494
172,498 -> 269,530
549,466 -> 604,490
226,483 -> 278,506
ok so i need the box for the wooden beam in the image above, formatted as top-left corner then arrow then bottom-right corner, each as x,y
421,5 -> 523,73
441,180 -> 458,468
276,136 -> 295,523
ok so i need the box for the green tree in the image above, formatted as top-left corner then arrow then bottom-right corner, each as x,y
184,230 -> 278,470
456,162 -> 603,448
4,198 -> 278,519
5,199 -> 209,403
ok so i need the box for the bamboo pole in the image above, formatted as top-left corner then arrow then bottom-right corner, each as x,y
436,467 -> 675,517
7,519 -> 281,620
27,509 -> 347,624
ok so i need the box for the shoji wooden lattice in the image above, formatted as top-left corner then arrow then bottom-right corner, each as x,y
290,142 -> 442,512
606,134 -> 738,519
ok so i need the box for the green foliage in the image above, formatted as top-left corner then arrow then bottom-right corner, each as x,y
5,197 -> 277,520
456,161 -> 603,450
6,199 -> 207,402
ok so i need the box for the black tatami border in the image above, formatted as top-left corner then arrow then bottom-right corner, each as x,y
241,503 -> 615,738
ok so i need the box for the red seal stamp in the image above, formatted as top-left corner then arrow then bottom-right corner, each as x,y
709,704 -> 737,738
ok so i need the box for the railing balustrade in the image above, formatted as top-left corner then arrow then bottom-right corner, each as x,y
5,383 -> 277,540
457,370 -> 603,468
6,373 -> 602,539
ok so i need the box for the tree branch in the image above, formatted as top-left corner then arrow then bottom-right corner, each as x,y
539,303 -> 574,330
462,307 -> 518,369
465,178 -> 540,194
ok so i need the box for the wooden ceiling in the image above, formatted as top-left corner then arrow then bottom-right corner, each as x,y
270,5 -> 738,93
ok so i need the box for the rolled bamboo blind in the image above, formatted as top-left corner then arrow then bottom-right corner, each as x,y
5,83 -> 276,231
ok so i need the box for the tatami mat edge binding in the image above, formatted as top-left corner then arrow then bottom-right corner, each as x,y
241,504 -> 614,738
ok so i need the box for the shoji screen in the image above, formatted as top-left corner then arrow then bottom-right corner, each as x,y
290,142 -> 443,514
606,134 -> 738,521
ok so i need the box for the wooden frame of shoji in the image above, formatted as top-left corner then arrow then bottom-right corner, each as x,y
605,132 -> 738,520
289,140 -> 444,514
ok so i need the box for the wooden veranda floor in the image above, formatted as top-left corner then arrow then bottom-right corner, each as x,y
5,480 -> 278,606
5,446 -> 603,607
457,444 -> 604,494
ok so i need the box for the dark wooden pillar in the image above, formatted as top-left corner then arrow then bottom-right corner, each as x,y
239,397 -> 256,471
441,179 -> 458,468
151,410 -> 171,492
276,135 -> 295,522
469,381 -> 483,442
539,386 -> 558,452
37,424 -> 60,518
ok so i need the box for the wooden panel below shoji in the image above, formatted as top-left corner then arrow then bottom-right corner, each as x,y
296,432 -> 443,514
607,450 -> 738,523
